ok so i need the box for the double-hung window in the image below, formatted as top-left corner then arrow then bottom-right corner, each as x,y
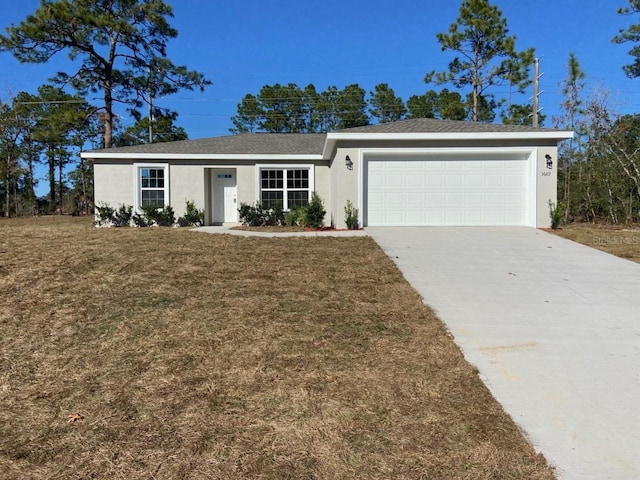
259,167 -> 312,209
135,164 -> 169,210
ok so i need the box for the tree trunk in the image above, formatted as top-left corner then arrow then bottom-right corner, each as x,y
103,56 -> 114,148
79,157 -> 88,214
4,153 -> 10,218
48,145 -> 56,208
58,156 -> 63,211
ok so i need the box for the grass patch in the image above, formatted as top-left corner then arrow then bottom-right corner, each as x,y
552,223 -> 640,263
0,216 -> 554,479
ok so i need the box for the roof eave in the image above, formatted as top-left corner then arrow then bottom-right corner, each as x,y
322,130 -> 574,159
81,152 -> 324,161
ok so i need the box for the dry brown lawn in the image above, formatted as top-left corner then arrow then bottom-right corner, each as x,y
0,216 -> 554,479
552,223 -> 640,263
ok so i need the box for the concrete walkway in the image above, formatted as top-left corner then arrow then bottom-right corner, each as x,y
193,225 -> 369,238
367,227 -> 640,480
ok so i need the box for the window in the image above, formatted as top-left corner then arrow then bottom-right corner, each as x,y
135,164 -> 168,210
260,167 -> 311,209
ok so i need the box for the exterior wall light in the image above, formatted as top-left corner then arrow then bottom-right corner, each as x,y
345,155 -> 353,170
545,154 -> 553,170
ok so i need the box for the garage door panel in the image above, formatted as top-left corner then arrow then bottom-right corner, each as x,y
445,192 -> 464,206
446,175 -> 464,187
366,155 -> 529,226
386,175 -> 404,188
505,175 -> 525,187
485,193 -> 504,206
465,175 -> 483,187
485,175 -> 504,187
426,193 -> 443,206
466,193 -> 483,204
406,176 -> 424,187
426,175 -> 443,187
406,192 -> 424,206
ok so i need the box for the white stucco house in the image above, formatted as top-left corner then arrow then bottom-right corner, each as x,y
82,118 -> 573,229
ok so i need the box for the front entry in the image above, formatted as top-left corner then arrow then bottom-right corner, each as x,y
212,169 -> 237,224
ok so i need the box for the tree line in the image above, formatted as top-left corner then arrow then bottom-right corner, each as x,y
0,85 -> 187,216
229,83 -> 540,134
0,0 -> 205,216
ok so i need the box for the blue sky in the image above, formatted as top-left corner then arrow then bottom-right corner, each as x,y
1,0 -> 640,192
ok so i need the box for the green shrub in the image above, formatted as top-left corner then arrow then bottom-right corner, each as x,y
95,202 -> 115,227
344,200 -> 359,230
240,195 -> 326,228
113,204 -> 133,227
549,200 -> 565,230
268,200 -> 285,226
183,200 -> 205,226
304,192 -> 326,229
141,204 -> 175,226
131,212 -> 147,227
239,202 -> 263,226
285,205 -> 305,227
239,201 -> 285,226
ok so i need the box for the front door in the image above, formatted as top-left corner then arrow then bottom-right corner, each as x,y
213,169 -> 237,223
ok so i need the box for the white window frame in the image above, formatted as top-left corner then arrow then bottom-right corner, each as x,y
256,164 -> 314,210
133,163 -> 169,212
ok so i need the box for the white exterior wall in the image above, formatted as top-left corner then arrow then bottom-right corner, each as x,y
314,163 -> 331,225
536,146 -> 558,228
330,147 -> 360,229
236,165 -> 256,206
170,165 -> 205,218
94,162 -> 133,209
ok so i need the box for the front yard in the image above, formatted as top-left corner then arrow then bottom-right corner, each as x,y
552,223 -> 640,263
0,217 -> 554,479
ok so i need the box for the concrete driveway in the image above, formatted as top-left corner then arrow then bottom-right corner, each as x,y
368,227 -> 640,480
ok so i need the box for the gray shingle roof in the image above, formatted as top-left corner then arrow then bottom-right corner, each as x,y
90,133 -> 326,155
86,118 -> 570,157
335,117 -> 557,134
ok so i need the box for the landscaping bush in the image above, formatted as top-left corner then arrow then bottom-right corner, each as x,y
268,200 -> 285,226
304,192 -> 326,228
141,204 -> 175,226
239,202 -> 265,226
94,202 -> 182,227
240,194 -> 326,229
95,202 -> 115,227
238,201 -> 284,226
284,205 -> 305,227
549,200 -> 565,230
182,200 -> 205,226
344,200 -> 359,230
113,204 -> 133,227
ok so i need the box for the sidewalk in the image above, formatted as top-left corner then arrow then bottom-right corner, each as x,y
193,225 -> 369,238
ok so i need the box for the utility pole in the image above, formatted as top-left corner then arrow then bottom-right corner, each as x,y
532,57 -> 543,127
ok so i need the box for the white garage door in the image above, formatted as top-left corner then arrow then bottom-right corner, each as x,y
365,155 -> 531,226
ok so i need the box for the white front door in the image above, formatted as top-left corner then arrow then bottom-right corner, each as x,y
213,170 -> 237,223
